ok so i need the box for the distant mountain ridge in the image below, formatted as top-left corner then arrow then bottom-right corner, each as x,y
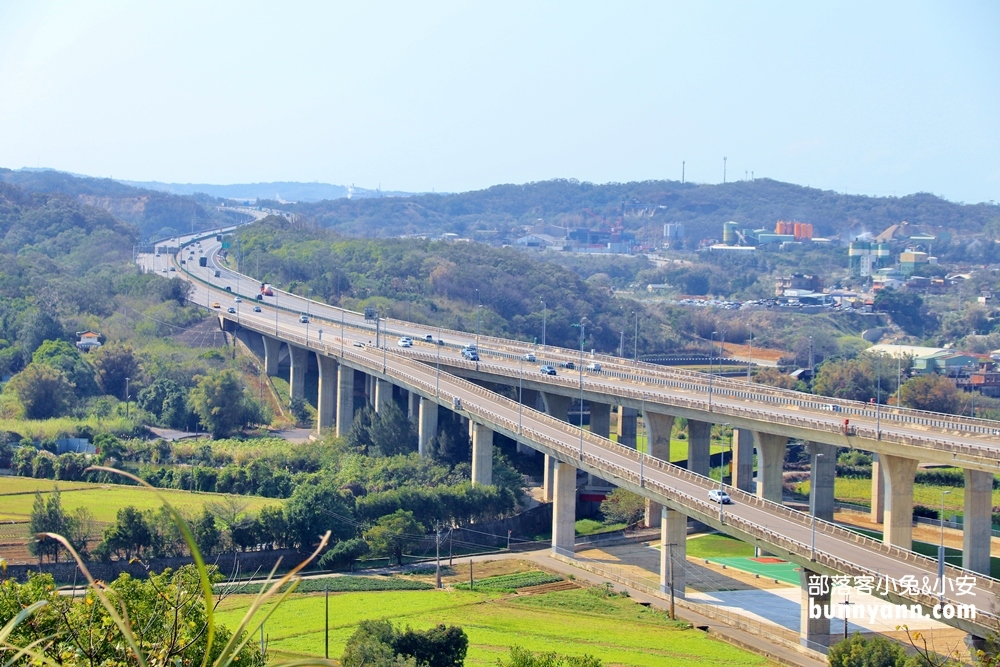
0,168 -> 228,241
119,179 -> 418,203
273,178 -> 1000,242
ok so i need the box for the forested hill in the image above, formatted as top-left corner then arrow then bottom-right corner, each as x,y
0,169 -> 227,242
277,178 -> 999,242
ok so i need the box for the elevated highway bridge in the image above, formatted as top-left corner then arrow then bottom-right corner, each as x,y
138,228 -> 1000,647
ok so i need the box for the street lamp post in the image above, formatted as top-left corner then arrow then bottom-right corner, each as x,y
810,452 -> 824,559
476,305 -> 482,348
633,311 -> 639,365
341,310 -> 345,356
747,329 -> 753,384
876,353 -> 884,439
719,425 -> 730,524
639,392 -> 646,486
573,319 -> 587,459
275,294 -> 279,336
939,489 -> 952,600
518,356 -> 523,435
709,331 -> 717,411
540,299 -> 547,348
435,327 -> 442,397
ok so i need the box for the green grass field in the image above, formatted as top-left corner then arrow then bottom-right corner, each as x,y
686,533 -> 756,559
0,476 -> 281,522
795,477 -> 1000,512
216,587 -> 769,666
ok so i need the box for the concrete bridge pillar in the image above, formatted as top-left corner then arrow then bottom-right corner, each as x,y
800,568 -> 831,649
732,428 -> 755,493
754,432 -> 786,504
541,392 -> 572,502
881,453 -> 918,549
288,345 -> 308,401
375,379 -> 393,412
541,392 -> 571,421
808,442 -> 837,523
644,412 -> 675,528
589,402 -> 611,439
261,335 -> 281,376
871,454 -> 885,524
617,407 -> 638,448
543,456 -> 556,502
687,420 -> 711,477
964,469 -> 994,574
660,507 -> 687,599
335,364 -> 355,438
418,397 -> 438,458
471,423 -> 494,486
407,390 -> 420,422
315,355 -> 337,433
552,460 -> 577,556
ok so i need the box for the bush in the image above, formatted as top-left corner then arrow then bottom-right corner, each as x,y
827,633 -> 907,667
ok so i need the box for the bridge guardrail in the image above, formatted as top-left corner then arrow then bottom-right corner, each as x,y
386,345 -> 1000,465
186,250 -> 1000,439
230,314 -> 1000,629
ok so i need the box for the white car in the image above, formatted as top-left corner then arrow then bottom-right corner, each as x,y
585,363 -> 602,372
299,315 -> 309,323
234,297 -> 242,303
708,489 -> 732,504
397,337 -> 413,347
523,353 -> 536,362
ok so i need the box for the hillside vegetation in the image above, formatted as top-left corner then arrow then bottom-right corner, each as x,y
0,169 -> 228,241
233,217 -> 663,353
274,178 -> 1000,242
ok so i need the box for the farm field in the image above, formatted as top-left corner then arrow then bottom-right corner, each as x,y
0,476 -> 281,522
215,585 -> 769,666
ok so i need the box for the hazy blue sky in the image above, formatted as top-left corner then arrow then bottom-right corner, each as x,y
1,1 -> 997,202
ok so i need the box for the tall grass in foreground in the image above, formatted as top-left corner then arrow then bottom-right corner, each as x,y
0,466 -> 335,667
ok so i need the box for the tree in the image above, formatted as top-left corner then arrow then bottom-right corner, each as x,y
395,624 -> 469,667
284,481 -> 357,550
0,567 -> 265,667
827,633 -> 907,667
31,339 -> 99,398
98,506 -> 153,561
189,369 -> 245,438
91,342 -> 139,399
138,378 -> 195,429
367,402 -> 418,457
7,363 -> 75,418
28,489 -> 68,564
31,450 -> 56,478
17,310 -> 65,359
318,537 -> 370,570
193,510 -> 221,556
599,488 -> 645,526
230,515 -> 261,552
751,367 -> 798,389
814,359 -> 876,402
874,289 -> 926,335
258,504 -> 288,549
11,445 -> 36,476
363,509 -> 425,566
341,619 -> 466,667
899,374 -> 961,414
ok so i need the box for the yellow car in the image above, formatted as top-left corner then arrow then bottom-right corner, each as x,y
212,302 -> 221,309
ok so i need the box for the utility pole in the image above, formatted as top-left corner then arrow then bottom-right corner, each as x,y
435,524 -> 442,589
723,156 -> 727,184
324,582 -> 329,659
682,161 -> 685,184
